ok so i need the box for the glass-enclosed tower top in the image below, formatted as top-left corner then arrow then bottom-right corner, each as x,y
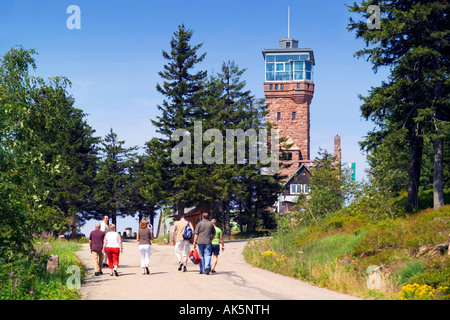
262,38 -> 315,82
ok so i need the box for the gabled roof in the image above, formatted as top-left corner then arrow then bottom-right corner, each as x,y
283,164 -> 311,187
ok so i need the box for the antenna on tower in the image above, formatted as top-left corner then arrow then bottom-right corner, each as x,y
287,6 -> 290,38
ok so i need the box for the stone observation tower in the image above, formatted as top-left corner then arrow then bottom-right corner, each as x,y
262,37 -> 315,179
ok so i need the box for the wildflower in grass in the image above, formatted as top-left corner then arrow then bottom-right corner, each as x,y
263,250 -> 277,257
398,283 -> 443,300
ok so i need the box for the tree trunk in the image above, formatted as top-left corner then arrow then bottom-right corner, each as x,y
406,129 -> 423,213
176,198 -> 184,219
222,200 -> 230,236
433,137 -> 444,209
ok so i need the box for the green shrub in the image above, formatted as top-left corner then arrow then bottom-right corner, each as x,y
395,260 -> 425,286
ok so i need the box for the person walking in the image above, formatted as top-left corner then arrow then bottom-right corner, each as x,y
137,219 -> 153,275
210,219 -> 224,274
171,214 -> 194,272
193,212 -> 216,275
100,216 -> 110,268
103,224 -> 123,277
89,223 -> 105,276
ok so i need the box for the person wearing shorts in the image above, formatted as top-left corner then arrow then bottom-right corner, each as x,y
211,219 -> 224,274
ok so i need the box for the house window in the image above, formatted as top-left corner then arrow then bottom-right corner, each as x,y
304,184 -> 310,193
277,112 -> 281,121
290,184 -> 302,194
290,184 -> 310,194
292,112 -> 296,120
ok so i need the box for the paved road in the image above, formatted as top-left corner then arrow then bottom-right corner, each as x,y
76,239 -> 360,300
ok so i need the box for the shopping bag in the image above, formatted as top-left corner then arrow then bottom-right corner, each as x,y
189,249 -> 201,265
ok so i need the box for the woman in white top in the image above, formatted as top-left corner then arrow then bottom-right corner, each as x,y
103,224 -> 123,276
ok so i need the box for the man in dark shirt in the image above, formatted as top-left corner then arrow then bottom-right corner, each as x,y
193,212 -> 216,275
89,223 -> 105,276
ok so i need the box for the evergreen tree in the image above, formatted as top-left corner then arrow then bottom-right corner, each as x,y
204,61 -> 282,234
34,78 -> 100,236
126,154 -> 159,227
348,0 -> 450,211
94,129 -> 138,226
150,24 -> 207,217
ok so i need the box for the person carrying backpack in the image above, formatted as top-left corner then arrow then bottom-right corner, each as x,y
171,214 -> 194,272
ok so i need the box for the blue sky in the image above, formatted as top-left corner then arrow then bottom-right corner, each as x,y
1,1 -> 389,234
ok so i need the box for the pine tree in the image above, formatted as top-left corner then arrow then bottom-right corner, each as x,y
150,24 -> 207,217
94,129 -> 138,226
348,0 -> 450,211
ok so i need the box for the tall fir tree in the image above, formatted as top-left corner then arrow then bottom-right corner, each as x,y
150,24 -> 207,217
348,0 -> 450,211
94,129 -> 138,226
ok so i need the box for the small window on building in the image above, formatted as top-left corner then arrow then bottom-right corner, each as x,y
292,112 -> 296,120
290,184 -> 303,194
277,112 -> 281,121
297,83 -> 301,89
275,84 -> 279,90
281,152 -> 292,161
304,184 -> 310,193
280,84 -> 284,90
286,42 -> 291,48
269,84 -> 273,90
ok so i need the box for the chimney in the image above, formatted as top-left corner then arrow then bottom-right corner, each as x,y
334,135 -> 341,165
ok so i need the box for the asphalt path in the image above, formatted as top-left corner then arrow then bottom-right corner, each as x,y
76,239 -> 360,300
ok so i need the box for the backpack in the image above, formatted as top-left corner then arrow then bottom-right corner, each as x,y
182,221 -> 193,240
189,249 -> 201,265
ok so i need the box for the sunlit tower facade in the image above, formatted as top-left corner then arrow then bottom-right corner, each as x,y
262,37 -> 315,179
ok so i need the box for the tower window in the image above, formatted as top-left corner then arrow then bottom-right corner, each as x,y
286,42 -> 291,48
277,112 -> 281,121
292,112 -> 296,120
281,152 -> 292,161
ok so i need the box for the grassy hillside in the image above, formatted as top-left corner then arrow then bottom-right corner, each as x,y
243,204 -> 450,300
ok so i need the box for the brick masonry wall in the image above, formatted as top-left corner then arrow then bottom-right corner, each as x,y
265,81 -> 314,179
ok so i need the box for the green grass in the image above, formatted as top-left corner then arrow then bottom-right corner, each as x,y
243,204 -> 450,300
300,232 -> 367,263
0,235 -> 85,300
